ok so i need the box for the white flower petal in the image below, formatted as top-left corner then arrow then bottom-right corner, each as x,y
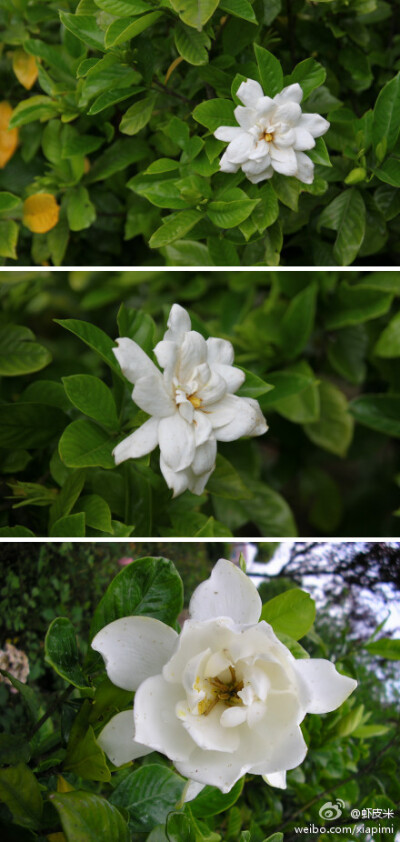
214,126 -> 243,142
134,674 -> 194,761
274,128 -> 296,148
153,339 -> 178,372
206,337 -> 234,366
220,706 -> 247,728
234,105 -> 257,130
275,101 -> 302,125
213,363 -> 245,393
270,144 -> 298,176
247,167 -> 273,184
189,558 -> 262,624
226,132 -> 256,164
214,395 -> 267,441
294,127 -> 315,151
188,466 -> 214,495
237,79 -> 264,108
295,151 -> 314,184
175,746 -> 245,793
180,702 -> 240,753
113,416 -> 159,465
132,374 -> 175,417
160,457 -> 191,497
163,303 -> 191,343
263,770 -> 287,789
178,331 -> 208,384
97,710 -> 153,767
294,659 -> 357,714
193,410 -> 213,446
299,112 -> 330,138
113,338 -> 160,384
219,150 -> 240,173
275,83 -> 303,104
158,413 -> 195,471
191,439 -> 217,476
198,370 -> 227,406
243,156 -> 272,175
207,394 -> 237,429
92,616 -> 178,691
256,95 -> 274,116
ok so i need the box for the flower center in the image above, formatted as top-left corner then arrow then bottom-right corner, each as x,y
188,394 -> 202,409
199,666 -> 244,716
261,130 -> 274,142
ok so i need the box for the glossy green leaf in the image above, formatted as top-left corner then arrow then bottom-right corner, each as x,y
0,325 -> 51,376
55,319 -> 121,375
304,380 -> 354,457
261,589 -> 316,639
349,394 -> 400,437
374,311 -> 400,357
149,210 -> 204,248
59,12 -> 105,51
193,99 -> 236,131
174,24 -> 210,65
51,791 -> 130,842
318,189 -> 366,266
207,454 -> 253,499
62,374 -> 119,428
45,616 -> 89,687
90,556 -> 183,638
372,71 -> 400,154
190,778 -> 244,817
59,419 -> 115,469
120,94 -> 157,135
110,765 -> 186,833
365,638 -> 400,659
169,0 -> 219,29
0,403 -> 66,449
0,763 -> 43,830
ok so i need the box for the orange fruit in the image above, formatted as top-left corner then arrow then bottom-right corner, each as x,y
0,101 -> 19,168
23,193 -> 60,233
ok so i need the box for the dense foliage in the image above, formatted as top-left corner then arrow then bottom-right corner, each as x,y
1,269 -> 400,537
0,542 -> 399,842
1,0 -> 400,266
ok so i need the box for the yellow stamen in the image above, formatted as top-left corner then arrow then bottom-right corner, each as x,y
263,131 -> 273,142
188,394 -> 202,409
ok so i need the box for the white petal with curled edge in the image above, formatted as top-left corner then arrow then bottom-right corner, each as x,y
97,710 -> 153,767
113,416 -> 159,465
299,112 -> 330,138
191,439 -> 216,476
92,616 -> 178,691
134,674 -> 194,762
275,83 -> 303,104
175,745 -> 245,793
183,780 -> 206,802
188,467 -> 214,496
158,413 -> 195,472
269,144 -> 298,176
178,331 -> 208,383
132,374 -> 175,417
214,126 -> 243,142
189,558 -> 262,624
225,132 -> 255,164
153,339 -> 178,371
206,337 -> 234,366
237,79 -> 264,108
214,395 -> 267,441
247,166 -> 273,184
294,658 -> 357,714
193,410 -> 213,446
219,150 -> 240,173
263,770 -> 287,789
220,706 -> 247,728
113,338 -> 160,384
234,105 -> 257,130
160,456 -> 191,497
295,151 -> 314,184
274,101 -> 302,125
179,703 -> 240,753
293,127 -> 315,151
214,364 -> 245,393
163,303 -> 191,343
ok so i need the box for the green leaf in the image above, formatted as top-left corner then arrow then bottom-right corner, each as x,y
94,0 -> 151,13
285,58 -> 326,100
239,478 -> 297,536
261,589 -> 316,640
207,454 -> 253,499
0,325 -> 51,376
190,778 -> 244,817
0,734 -> 30,766
105,12 -> 163,48
274,361 -> 320,424
336,705 -> 365,737
55,319 -> 121,375
85,138 -> 148,183
64,703 -> 110,781
365,638 -> 400,659
149,210 -> 204,248
318,189 -> 366,266
326,325 -> 368,384
117,303 -> 156,354
50,791 -> 130,842
62,374 -> 119,429
90,556 -> 183,638
304,380 -> 354,457
220,0 -> 257,22
120,94 -> 157,135
174,23 -> 210,65
49,469 -> 86,527
236,368 -> 274,399
45,617 -> 89,688
59,419 -> 115,469
110,765 -> 186,833
0,403 -> 66,449
324,282 -> 392,329
260,369 -> 314,407
0,670 -> 39,721
278,282 -> 318,358
372,71 -> 400,154
193,99 -> 236,132
374,311 -> 400,357
349,394 -> 400,437
352,724 -> 390,738
0,219 -> 19,259
66,185 -> 96,231
49,512 -> 86,537
0,191 -> 20,212
78,494 -> 113,533
167,812 -> 196,842
0,763 -> 43,830
169,0 -> 219,29
375,156 -> 400,187
207,197 -> 259,228
254,44 -> 283,96
8,95 -> 59,128
59,12 -> 105,51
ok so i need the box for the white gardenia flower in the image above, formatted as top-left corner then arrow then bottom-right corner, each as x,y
214,79 -> 330,184
93,559 -> 357,795
112,303 -> 267,497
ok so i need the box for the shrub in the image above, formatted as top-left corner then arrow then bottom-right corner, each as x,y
0,0 -> 400,266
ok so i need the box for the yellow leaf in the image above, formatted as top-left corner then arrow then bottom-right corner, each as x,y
0,101 -> 19,168
23,193 -> 60,233
12,49 -> 39,90
47,834 -> 67,842
57,775 -> 74,793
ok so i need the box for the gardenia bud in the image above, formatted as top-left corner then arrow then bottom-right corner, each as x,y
214,79 -> 330,184
93,559 -> 357,796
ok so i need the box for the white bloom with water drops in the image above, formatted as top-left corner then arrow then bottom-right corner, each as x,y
214,79 -> 329,184
112,304 -> 267,497
93,559 -> 357,795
